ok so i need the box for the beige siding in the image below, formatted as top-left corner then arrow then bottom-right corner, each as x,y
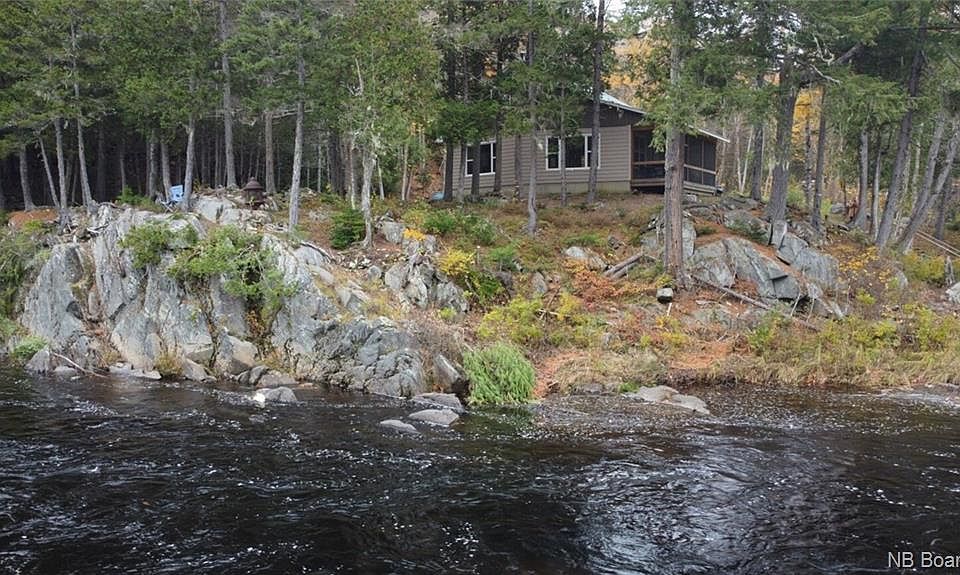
449,125 -> 632,197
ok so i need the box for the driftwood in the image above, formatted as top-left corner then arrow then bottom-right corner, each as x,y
50,351 -> 109,379
692,277 -> 821,332
604,251 -> 657,279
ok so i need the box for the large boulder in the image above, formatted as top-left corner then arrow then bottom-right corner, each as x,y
775,232 -> 808,265
722,209 -> 770,239
793,246 -> 840,289
723,237 -> 789,300
564,246 -> 606,271
948,281 -> 960,304
21,243 -> 99,365
408,408 -> 459,427
688,241 -> 735,287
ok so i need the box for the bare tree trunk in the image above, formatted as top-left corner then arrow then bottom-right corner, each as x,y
400,142 -> 409,202
560,136 -> 568,206
526,0 -> 537,236
19,146 -> 36,210
903,111 -> 946,235
219,0 -> 236,189
160,140 -> 172,201
876,9 -> 928,248
264,110 -> 275,195
347,136 -> 357,208
377,159 -> 385,201
663,9 -> 687,281
470,138 -> 481,201
55,118 -> 69,227
76,119 -> 95,214
38,138 -> 59,208
871,143 -> 883,239
899,119 -> 960,251
935,184 -> 956,239
457,143 -> 467,201
118,136 -> 127,192
810,87 -> 828,233
443,141 -> 454,202
361,148 -> 375,248
764,55 -> 797,226
442,0 -> 456,202
587,0 -> 605,204
289,57 -> 305,229
181,115 -> 196,209
749,120 -> 764,201
801,113 -> 814,210
493,120 -> 502,196
96,124 -> 106,201
146,131 -> 158,200
852,128 -> 870,229
514,134 -> 522,197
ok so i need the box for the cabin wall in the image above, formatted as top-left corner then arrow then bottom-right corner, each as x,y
449,125 -> 633,197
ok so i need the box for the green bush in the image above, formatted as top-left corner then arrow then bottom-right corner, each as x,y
728,220 -> 768,244
0,230 -> 39,318
0,210 -> 8,226
477,296 -> 543,344
563,232 -> 603,248
169,226 -> 293,326
121,221 -> 176,268
117,187 -> 153,208
901,253 -> 946,286
460,213 -> 496,246
420,210 -> 497,246
11,335 -> 46,363
422,210 -> 458,235
463,342 -> 536,406
331,208 -> 365,249
488,244 -> 519,271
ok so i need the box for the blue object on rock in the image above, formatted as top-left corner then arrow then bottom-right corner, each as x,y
169,185 -> 184,204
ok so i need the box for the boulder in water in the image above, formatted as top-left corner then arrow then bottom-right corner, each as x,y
412,391 -> 465,414
253,386 -> 298,405
408,408 -> 459,427
379,419 -> 419,434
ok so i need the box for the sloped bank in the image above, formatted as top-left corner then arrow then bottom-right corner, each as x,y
16,202 -> 426,398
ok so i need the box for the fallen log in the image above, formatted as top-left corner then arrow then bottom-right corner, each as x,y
692,277 -> 821,332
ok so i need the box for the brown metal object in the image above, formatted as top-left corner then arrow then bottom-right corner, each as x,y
242,177 -> 266,209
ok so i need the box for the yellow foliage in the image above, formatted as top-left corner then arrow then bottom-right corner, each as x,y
403,227 -> 427,242
438,249 -> 473,282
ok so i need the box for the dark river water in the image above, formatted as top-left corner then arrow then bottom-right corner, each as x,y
1,370 -> 959,575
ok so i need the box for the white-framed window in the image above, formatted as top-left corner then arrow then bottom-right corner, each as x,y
466,141 -> 496,175
546,134 -> 595,170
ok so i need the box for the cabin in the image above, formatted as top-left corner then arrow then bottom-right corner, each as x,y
448,93 -> 728,197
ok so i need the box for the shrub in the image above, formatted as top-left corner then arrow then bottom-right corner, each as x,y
563,232 -> 604,248
121,221 -> 176,269
11,335 -> 46,363
728,220 -> 768,244
438,248 -> 503,305
419,210 -> 497,246
0,210 -> 7,227
402,227 -> 427,242
460,213 -> 496,246
478,296 -> 543,344
330,208 -> 365,249
901,253 -> 946,286
169,226 -> 294,327
422,210 -> 458,235
463,342 -> 536,406
488,244 -> 519,271
117,187 -> 153,208
438,249 -> 474,282
0,229 -> 40,318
